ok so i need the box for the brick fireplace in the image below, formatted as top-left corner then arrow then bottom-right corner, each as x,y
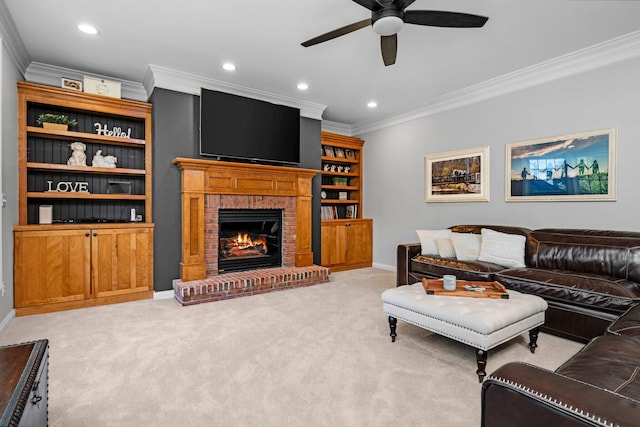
172,158 -> 329,305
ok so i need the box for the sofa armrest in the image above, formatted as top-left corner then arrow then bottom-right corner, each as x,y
482,362 -> 640,427
397,243 -> 421,287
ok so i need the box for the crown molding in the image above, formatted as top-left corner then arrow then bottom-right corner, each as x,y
321,120 -> 352,136
0,0 -> 30,74
352,30 -> 640,136
24,62 -> 148,101
145,64 -> 327,120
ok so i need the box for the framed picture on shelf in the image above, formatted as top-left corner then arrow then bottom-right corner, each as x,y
323,146 -> 335,157
61,78 -> 83,91
334,147 -> 345,158
345,205 -> 357,219
505,128 -> 616,202
425,146 -> 489,203
345,149 -> 355,159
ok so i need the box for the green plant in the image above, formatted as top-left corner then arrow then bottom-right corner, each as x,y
36,113 -> 77,127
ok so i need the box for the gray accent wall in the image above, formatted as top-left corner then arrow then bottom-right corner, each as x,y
150,88 -> 321,291
1,43 -> 21,325
359,56 -> 640,270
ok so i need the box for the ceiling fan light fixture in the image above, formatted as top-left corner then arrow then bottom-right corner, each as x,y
372,16 -> 403,36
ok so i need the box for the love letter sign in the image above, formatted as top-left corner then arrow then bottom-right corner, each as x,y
46,180 -> 90,193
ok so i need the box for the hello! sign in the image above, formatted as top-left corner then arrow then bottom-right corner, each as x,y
94,122 -> 131,139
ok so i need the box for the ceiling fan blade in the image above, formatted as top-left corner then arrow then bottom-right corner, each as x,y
393,0 -> 416,10
352,0 -> 384,11
381,34 -> 397,66
301,18 -> 372,47
404,11 -> 489,28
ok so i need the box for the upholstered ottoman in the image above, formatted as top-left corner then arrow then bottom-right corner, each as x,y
381,282 -> 548,382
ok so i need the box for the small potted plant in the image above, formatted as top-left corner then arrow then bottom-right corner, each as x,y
36,113 -> 77,131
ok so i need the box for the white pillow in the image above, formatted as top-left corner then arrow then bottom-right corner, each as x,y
450,232 -> 481,261
477,228 -> 526,268
434,237 -> 456,259
416,229 -> 452,255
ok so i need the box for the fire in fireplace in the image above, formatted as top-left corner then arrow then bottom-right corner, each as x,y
218,209 -> 282,273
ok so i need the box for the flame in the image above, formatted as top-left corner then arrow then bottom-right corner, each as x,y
234,233 -> 268,253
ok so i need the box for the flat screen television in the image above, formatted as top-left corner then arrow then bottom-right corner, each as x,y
200,89 -> 300,164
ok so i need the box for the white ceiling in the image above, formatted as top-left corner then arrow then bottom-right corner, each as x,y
4,0 -> 640,129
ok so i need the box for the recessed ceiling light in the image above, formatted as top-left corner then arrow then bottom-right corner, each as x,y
367,101 -> 378,108
222,63 -> 237,71
77,23 -> 99,35
297,83 -> 309,90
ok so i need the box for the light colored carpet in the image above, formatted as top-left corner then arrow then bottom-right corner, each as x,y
0,268 -> 583,426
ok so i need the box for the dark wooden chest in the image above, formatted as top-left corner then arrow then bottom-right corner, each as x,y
0,340 -> 49,426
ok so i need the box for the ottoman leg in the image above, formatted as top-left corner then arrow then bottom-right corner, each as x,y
388,316 -> 397,342
476,349 -> 488,383
528,327 -> 540,354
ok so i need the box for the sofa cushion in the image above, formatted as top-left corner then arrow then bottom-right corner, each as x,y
556,335 -> 640,400
416,229 -> 451,255
527,229 -> 640,283
434,237 -> 456,258
496,268 -> 640,313
450,232 -> 481,261
478,228 -> 526,268
607,304 -> 640,337
411,255 -> 505,282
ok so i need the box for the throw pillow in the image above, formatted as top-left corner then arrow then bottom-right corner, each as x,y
450,232 -> 482,261
416,229 -> 452,255
434,237 -> 456,259
477,228 -> 526,268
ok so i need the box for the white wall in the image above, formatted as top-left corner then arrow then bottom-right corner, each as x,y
0,39 -> 21,328
360,56 -> 640,270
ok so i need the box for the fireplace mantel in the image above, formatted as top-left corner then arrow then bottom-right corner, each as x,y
173,158 -> 320,281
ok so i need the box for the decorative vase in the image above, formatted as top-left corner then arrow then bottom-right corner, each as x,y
42,122 -> 68,131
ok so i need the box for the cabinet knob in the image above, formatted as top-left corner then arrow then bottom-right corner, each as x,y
93,233 -> 97,237
85,233 -> 90,237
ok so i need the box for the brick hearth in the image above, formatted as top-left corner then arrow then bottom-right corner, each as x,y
173,265 -> 329,305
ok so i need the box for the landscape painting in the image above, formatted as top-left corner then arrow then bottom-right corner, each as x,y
506,128 -> 616,201
425,146 -> 489,203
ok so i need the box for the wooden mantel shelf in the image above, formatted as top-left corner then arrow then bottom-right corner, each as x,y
173,158 -> 320,282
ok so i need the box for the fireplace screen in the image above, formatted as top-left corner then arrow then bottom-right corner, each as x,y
218,209 -> 282,273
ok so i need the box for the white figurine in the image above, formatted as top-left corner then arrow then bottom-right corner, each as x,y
67,142 -> 87,166
92,150 -> 118,168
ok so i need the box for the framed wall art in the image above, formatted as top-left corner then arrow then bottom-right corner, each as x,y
505,128 -> 616,202
425,146 -> 489,203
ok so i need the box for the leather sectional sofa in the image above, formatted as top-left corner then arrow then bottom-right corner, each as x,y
397,225 -> 640,342
481,303 -> 640,426
397,225 -> 640,425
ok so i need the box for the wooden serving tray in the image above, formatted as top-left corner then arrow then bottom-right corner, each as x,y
422,279 -> 509,299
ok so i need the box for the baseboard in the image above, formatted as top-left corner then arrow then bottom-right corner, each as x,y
0,309 -> 16,336
153,290 -> 175,300
373,262 -> 396,272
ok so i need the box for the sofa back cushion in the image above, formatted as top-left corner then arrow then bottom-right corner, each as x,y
528,229 -> 640,282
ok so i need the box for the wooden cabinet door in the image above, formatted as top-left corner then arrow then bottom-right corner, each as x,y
92,227 -> 153,298
14,230 -> 91,307
347,219 -> 373,266
321,222 -> 348,267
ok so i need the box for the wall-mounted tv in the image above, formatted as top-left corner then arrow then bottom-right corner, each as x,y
200,89 -> 300,164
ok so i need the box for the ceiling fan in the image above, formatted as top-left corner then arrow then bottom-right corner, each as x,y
301,0 -> 488,66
